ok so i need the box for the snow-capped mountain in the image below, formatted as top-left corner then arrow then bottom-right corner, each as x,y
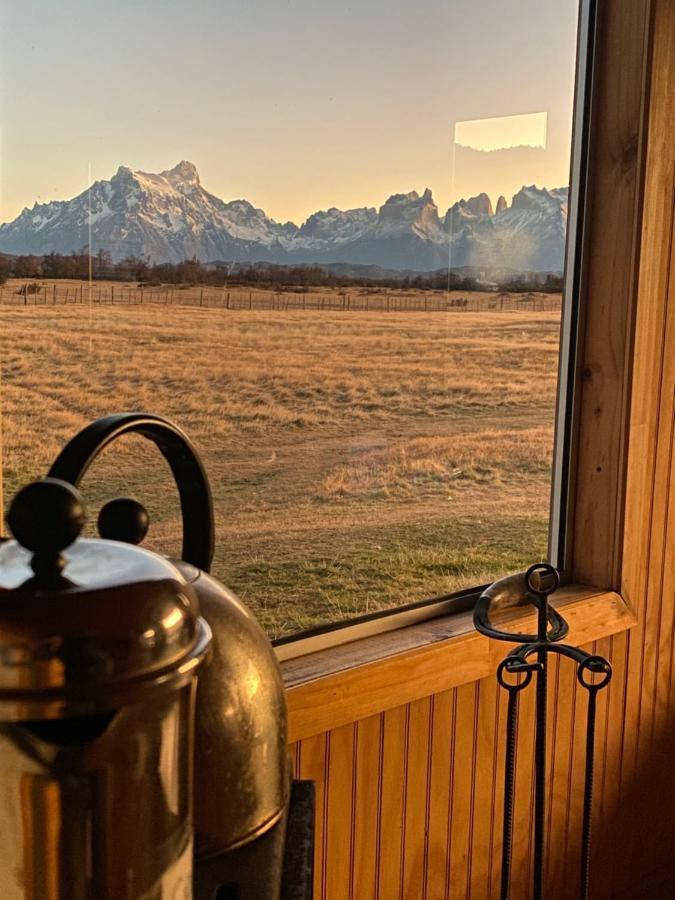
0,162 -> 568,272
294,206 -> 377,246
444,185 -> 568,272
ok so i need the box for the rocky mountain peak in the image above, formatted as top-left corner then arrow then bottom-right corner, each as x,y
380,188 -> 436,214
162,160 -> 200,188
444,192 -> 494,231
376,188 -> 441,237
466,193 -> 493,217
496,195 -> 508,214
511,184 -> 560,213
298,206 -> 377,241
112,165 -> 137,184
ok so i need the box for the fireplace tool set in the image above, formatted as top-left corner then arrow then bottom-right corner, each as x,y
474,564 -> 612,900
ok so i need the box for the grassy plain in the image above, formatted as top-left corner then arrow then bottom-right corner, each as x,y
0,280 -> 562,637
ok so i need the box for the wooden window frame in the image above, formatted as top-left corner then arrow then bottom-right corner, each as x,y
282,0 -> 658,743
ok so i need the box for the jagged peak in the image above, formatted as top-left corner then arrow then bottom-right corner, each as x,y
111,161 -> 199,187
225,197 -> 257,210
385,190 -> 418,204
511,184 -> 565,212
468,192 -> 493,216
381,188 -> 438,209
303,205 -> 376,221
446,192 -> 493,220
161,160 -> 200,186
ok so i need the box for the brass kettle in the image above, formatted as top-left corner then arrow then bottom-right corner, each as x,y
47,413 -> 291,899
0,477 -> 212,898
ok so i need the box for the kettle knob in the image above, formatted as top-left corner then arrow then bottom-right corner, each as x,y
98,498 -> 149,546
6,478 -> 86,585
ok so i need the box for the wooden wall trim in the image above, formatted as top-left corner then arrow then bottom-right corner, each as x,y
285,587 -> 634,742
621,13 -> 675,623
570,0 -> 654,589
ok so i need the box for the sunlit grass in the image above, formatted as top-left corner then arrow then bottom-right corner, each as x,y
0,287 -> 561,637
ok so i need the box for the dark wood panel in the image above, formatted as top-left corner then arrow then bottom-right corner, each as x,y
570,0 -> 653,588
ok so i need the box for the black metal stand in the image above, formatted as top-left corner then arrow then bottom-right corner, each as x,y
474,564 -> 611,900
281,781 -> 315,900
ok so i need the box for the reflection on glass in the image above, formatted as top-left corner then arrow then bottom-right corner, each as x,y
0,0 -> 580,637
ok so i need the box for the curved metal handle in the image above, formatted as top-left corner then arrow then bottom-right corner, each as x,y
473,570 -> 569,644
47,412 -> 215,572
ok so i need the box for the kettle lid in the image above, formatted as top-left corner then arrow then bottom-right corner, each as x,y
0,479 -> 210,718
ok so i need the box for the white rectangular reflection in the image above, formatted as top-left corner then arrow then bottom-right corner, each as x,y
454,112 -> 548,152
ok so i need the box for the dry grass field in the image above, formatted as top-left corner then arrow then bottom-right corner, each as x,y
0,279 -> 562,637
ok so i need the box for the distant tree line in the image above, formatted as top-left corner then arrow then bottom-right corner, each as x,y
0,250 -> 564,294
497,273 -> 564,293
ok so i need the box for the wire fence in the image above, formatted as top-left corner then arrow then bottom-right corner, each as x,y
0,282 -> 563,314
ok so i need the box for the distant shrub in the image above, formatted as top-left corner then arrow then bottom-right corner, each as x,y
17,282 -> 42,296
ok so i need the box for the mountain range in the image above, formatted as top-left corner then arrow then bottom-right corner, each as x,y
0,161 -> 568,272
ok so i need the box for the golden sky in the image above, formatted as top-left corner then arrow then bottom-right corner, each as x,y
0,0 -> 580,224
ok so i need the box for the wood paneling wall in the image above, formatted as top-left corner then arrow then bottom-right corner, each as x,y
287,2 -> 675,897
291,643 -> 616,899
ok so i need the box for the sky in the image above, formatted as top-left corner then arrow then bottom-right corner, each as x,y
0,0 -> 580,225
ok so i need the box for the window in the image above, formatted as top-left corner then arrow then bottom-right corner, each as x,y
0,0 -> 585,642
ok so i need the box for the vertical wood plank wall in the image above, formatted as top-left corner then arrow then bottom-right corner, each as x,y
288,3 -> 675,898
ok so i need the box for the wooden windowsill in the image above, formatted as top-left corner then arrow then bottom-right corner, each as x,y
282,585 -> 636,743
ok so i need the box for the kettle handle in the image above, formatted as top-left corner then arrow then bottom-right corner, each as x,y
47,412 -> 215,572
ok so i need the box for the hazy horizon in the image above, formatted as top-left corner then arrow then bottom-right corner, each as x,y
0,0 -> 579,223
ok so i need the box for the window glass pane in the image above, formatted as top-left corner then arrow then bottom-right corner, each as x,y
0,0 -> 580,638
